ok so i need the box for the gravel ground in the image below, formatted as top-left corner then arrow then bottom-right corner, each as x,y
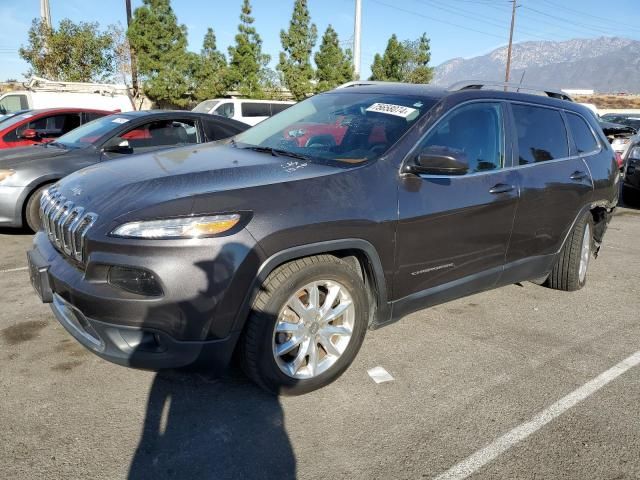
1,205 -> 639,480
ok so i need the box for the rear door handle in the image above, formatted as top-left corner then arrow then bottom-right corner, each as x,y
570,171 -> 588,181
489,183 -> 515,194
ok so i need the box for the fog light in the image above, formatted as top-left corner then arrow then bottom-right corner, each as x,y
108,266 -> 163,297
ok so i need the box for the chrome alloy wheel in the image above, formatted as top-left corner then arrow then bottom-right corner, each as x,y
578,223 -> 591,283
272,280 -> 355,379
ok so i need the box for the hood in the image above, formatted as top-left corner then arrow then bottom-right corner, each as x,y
55,142 -> 354,220
0,144 -> 74,168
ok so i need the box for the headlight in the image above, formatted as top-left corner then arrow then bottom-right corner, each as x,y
0,169 -> 15,183
111,214 -> 241,239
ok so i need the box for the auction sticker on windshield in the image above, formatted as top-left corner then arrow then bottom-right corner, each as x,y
366,103 -> 417,118
111,118 -> 129,124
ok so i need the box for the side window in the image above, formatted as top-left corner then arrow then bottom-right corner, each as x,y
566,112 -> 599,155
241,102 -> 271,118
0,94 -> 28,114
512,104 -> 569,165
15,114 -> 80,138
214,102 -> 235,118
120,119 -> 198,148
204,120 -> 243,141
270,103 -> 292,115
417,102 -> 505,173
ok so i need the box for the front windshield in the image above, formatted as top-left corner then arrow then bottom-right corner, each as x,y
192,100 -> 220,113
234,92 -> 436,163
55,114 -> 130,147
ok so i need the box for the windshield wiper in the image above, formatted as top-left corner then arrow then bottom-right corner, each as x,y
242,145 -> 310,161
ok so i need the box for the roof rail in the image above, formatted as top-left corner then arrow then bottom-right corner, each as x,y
24,76 -> 129,97
447,80 -> 574,102
335,80 -> 407,89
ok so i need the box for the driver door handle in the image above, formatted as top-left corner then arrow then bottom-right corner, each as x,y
489,183 -> 514,194
570,171 -> 588,181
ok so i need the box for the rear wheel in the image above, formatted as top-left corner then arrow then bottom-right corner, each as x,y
240,255 -> 369,395
545,213 -> 593,291
25,184 -> 51,232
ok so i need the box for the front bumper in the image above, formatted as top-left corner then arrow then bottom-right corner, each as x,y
0,185 -> 26,227
27,231 -> 258,371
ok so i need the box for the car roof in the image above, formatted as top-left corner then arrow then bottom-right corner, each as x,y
25,107 -> 115,115
330,81 -> 583,112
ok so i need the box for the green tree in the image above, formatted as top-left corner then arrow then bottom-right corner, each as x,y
127,0 -> 194,107
314,25 -> 353,92
19,18 -> 114,82
227,0 -> 271,98
404,34 -> 434,84
277,0 -> 317,100
369,34 -> 410,82
193,28 -> 228,101
369,33 -> 433,84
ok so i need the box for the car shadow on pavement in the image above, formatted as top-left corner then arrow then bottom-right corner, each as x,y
127,245 -> 296,479
128,369 -> 296,480
0,227 -> 32,236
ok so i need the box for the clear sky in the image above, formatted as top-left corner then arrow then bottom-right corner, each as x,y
1,0 -> 640,82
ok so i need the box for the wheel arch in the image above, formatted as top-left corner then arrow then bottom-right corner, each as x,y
21,177 -> 59,227
231,239 -> 391,335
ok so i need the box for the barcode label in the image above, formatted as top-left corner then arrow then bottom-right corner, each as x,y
366,103 -> 417,118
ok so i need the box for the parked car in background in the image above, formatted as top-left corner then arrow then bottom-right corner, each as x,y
29,81 -> 618,395
0,77 -> 134,115
599,120 -> 637,169
192,98 -> 295,125
600,113 -> 640,130
0,108 -> 113,150
0,111 -> 248,231
0,109 -> 30,123
622,133 -> 640,205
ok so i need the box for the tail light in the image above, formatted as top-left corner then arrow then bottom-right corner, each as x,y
615,152 -> 623,169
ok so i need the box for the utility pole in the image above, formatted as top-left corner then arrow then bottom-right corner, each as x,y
125,0 -> 139,96
40,0 -> 52,29
353,0 -> 362,80
505,0 -> 517,83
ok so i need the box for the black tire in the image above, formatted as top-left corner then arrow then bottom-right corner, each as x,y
545,213 -> 594,291
25,184 -> 51,232
240,255 -> 369,396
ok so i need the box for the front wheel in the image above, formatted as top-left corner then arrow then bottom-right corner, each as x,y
545,213 -> 593,291
240,255 -> 369,395
25,184 -> 51,232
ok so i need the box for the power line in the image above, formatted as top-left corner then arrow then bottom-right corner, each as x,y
370,0 -> 507,40
537,0 -> 640,34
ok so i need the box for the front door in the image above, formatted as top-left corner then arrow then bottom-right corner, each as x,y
394,101 -> 518,305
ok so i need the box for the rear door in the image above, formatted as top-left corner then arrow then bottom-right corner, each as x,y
395,101 -> 519,302
504,102 -> 593,274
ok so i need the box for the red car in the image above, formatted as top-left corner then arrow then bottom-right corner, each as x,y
0,108 -> 114,149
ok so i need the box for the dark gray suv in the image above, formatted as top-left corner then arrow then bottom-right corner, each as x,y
28,81 -> 618,395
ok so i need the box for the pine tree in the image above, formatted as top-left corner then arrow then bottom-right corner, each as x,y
127,0 -> 194,107
405,33 -> 434,84
227,0 -> 271,98
314,25 -> 354,92
194,28 -> 228,101
369,33 -> 433,84
277,0 -> 317,100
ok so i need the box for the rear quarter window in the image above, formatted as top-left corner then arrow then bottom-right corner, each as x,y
512,104 -> 569,165
241,102 -> 271,118
566,112 -> 599,154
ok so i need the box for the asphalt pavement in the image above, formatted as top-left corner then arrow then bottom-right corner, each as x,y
1,205 -> 639,480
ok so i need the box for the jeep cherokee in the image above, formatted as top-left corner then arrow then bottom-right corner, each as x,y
28,81 -> 618,395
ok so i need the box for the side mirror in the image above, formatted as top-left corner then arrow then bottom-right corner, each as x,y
407,146 -> 469,176
20,128 -> 40,140
102,139 -> 133,155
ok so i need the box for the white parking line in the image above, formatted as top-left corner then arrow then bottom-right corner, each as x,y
434,350 -> 640,480
0,266 -> 28,274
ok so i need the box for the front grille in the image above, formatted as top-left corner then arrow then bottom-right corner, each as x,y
39,186 -> 98,264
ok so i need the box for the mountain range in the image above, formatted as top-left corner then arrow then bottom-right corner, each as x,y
432,37 -> 640,93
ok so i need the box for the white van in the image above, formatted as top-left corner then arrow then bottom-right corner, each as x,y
0,77 -> 134,115
192,98 -> 295,126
